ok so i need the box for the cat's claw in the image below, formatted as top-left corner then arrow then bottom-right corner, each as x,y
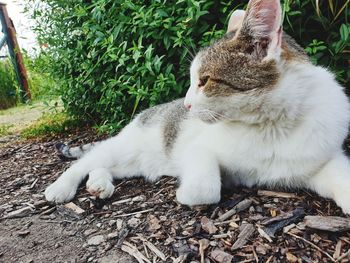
45,180 -> 77,203
86,177 -> 114,199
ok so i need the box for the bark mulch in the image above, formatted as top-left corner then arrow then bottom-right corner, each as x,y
1,132 -> 350,263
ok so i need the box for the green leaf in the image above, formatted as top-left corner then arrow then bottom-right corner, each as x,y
340,24 -> 349,42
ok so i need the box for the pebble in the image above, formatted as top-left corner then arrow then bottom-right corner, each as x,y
84,229 -> 97,236
108,220 -> 116,227
116,219 -> 123,230
127,217 -> 140,228
107,231 -> 119,240
87,235 -> 106,246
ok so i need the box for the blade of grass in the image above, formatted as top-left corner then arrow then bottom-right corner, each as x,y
333,0 -> 350,23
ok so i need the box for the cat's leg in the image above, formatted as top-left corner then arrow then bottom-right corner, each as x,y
176,147 -> 221,206
45,133 -> 131,203
307,153 -> 350,214
85,166 -> 142,199
86,168 -> 115,199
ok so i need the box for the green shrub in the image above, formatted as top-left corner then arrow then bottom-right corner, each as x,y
24,0 -> 350,131
0,59 -> 18,110
23,52 -> 60,101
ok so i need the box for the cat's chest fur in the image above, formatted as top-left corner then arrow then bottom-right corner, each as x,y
171,117 -> 327,187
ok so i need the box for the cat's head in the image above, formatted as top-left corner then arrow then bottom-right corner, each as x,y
184,0 -> 308,123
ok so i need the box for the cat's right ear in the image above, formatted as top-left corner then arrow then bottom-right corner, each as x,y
239,0 -> 283,60
227,10 -> 245,33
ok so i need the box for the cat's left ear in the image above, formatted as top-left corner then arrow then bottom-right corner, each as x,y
240,0 -> 283,60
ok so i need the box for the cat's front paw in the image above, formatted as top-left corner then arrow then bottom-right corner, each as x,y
176,183 -> 221,206
45,179 -> 77,203
86,177 -> 114,199
334,193 -> 350,214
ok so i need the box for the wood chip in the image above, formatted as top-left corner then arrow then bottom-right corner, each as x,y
143,240 -> 166,261
231,223 -> 255,250
263,208 -> 305,237
286,252 -> 298,262
201,216 -> 218,234
199,239 -> 210,263
217,199 -> 252,221
333,240 -> 342,260
148,215 -> 161,231
121,241 -> 151,263
304,216 -> 350,232
210,249 -> 234,263
258,227 -> 273,243
2,206 -> 33,219
257,190 -> 300,199
64,202 -> 85,215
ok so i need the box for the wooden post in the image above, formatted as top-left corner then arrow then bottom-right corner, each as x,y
0,2 -> 31,101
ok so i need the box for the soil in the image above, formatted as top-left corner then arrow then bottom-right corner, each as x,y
0,100 -> 62,134
1,131 -> 350,263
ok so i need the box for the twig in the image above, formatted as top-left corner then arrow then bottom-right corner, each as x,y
335,249 -> 350,262
121,241 -> 151,263
265,255 -> 274,263
214,218 -> 240,226
115,209 -> 154,218
217,199 -> 252,221
252,246 -> 259,263
257,190 -> 300,199
287,232 -> 335,262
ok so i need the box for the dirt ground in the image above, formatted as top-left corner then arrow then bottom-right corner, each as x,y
0,100 -> 62,134
1,131 -> 350,263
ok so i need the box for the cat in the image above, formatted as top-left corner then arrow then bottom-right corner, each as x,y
45,0 -> 350,214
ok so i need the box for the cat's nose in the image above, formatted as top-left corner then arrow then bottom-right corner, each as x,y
185,103 -> 192,110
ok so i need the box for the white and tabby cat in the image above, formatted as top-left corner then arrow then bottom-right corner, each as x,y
45,0 -> 350,213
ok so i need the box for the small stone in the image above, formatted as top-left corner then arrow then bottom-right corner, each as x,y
132,195 -> 146,202
116,219 -> 123,230
127,217 -> 140,228
108,220 -> 116,227
87,235 -> 106,246
210,249 -> 233,263
286,252 -> 298,262
107,231 -> 119,240
134,213 -> 142,218
209,241 -> 218,247
84,229 -> 97,236
96,223 -> 102,228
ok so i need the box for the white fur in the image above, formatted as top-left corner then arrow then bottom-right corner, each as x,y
45,59 -> 350,213
45,1 -> 350,214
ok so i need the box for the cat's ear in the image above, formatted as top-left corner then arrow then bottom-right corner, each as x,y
227,10 -> 245,33
240,0 -> 283,60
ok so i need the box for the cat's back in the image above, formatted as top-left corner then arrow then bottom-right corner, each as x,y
137,98 -> 187,127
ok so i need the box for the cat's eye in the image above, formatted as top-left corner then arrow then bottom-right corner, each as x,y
198,76 -> 209,88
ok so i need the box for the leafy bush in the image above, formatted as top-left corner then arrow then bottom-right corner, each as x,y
24,0 -> 350,131
0,59 -> 18,110
24,52 -> 60,100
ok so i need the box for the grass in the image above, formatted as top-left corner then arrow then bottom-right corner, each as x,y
21,111 -> 87,139
0,124 -> 14,137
